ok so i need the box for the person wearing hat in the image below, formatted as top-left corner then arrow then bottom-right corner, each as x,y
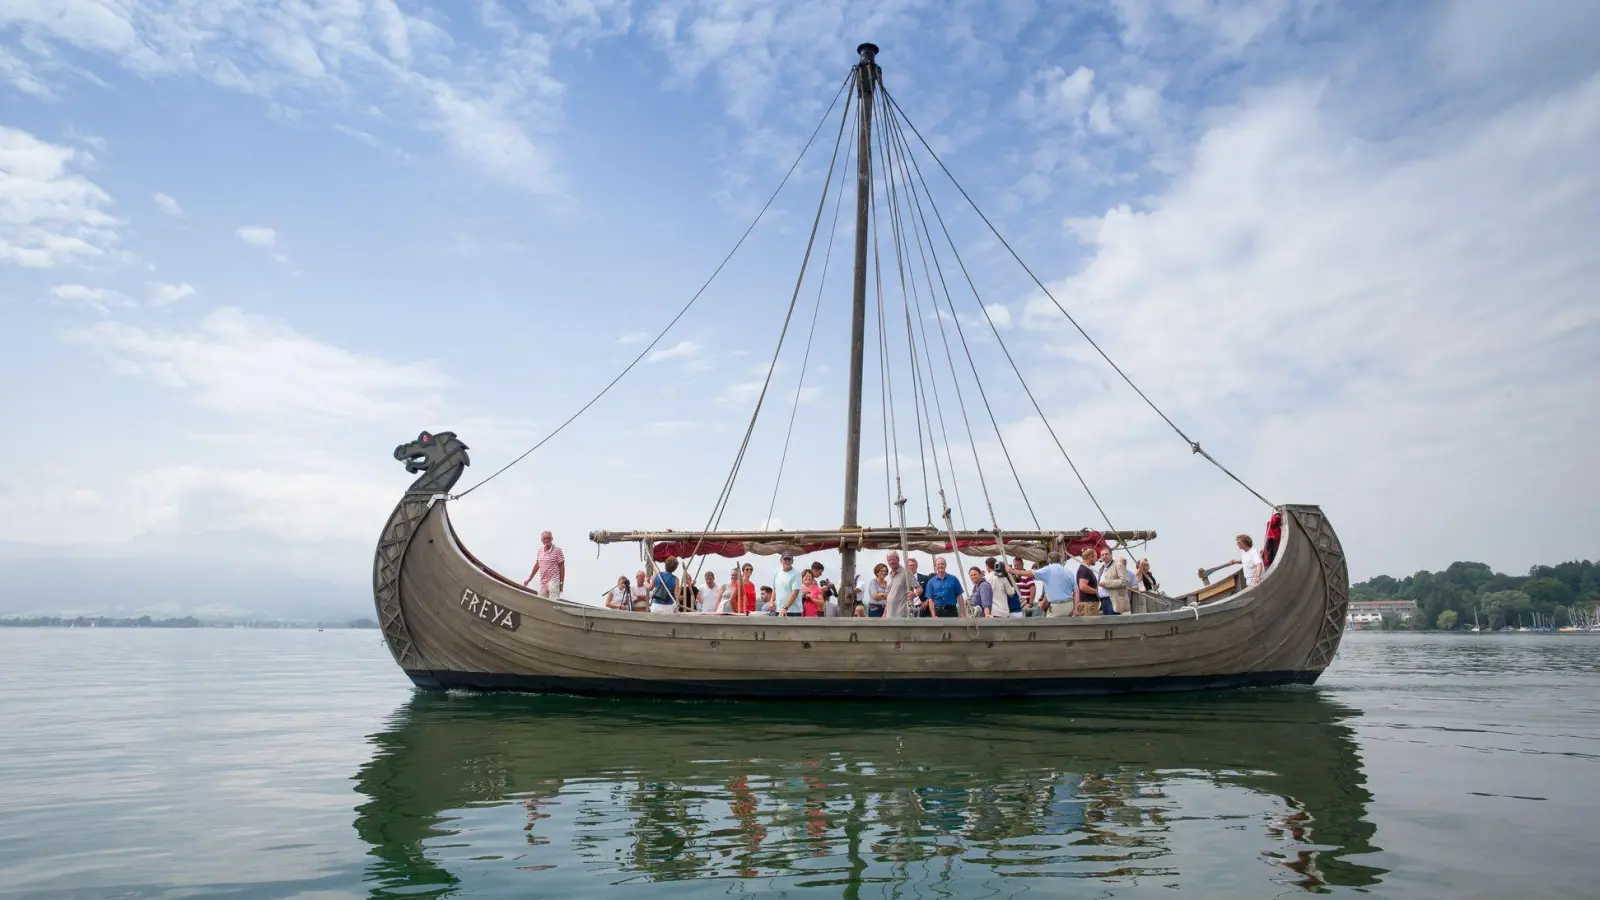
772,552 -> 804,617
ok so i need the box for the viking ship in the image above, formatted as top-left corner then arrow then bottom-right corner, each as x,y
371,44 -> 1350,698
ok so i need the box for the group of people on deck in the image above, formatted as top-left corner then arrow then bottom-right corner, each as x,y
530,515 -> 1284,617
598,547 -> 1164,619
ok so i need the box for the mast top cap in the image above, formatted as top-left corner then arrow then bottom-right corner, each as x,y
857,43 -> 879,62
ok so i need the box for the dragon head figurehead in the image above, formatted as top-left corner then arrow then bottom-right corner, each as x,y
393,430 -> 470,494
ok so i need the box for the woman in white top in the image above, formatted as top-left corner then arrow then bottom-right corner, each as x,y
868,563 -> 891,618
985,556 -> 1017,618
631,571 -> 651,612
1231,534 -> 1265,585
606,576 -> 633,611
710,569 -> 738,614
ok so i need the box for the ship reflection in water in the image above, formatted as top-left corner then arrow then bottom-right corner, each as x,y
353,691 -> 1384,897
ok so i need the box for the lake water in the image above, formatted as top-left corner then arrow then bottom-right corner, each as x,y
0,630 -> 1595,899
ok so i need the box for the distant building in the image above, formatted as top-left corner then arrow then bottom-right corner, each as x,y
1347,599 -> 1417,626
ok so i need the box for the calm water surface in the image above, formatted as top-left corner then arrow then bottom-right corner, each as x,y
0,630 -> 1595,899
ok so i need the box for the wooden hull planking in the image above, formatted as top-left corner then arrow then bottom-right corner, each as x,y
375,494 -> 1350,698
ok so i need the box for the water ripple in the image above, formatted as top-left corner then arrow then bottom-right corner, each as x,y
0,630 -> 1595,899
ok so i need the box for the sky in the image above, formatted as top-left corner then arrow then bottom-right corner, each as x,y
2,0 -> 1597,613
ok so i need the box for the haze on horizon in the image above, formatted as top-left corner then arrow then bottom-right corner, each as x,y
2,0 -> 1596,616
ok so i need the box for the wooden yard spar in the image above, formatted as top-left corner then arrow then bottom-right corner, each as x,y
370,45 -> 1351,698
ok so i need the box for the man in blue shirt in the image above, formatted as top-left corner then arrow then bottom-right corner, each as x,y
1033,551 -> 1075,617
922,557 -> 966,618
771,553 -> 803,616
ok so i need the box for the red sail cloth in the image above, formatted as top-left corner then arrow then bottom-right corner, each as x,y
648,533 -> 1108,563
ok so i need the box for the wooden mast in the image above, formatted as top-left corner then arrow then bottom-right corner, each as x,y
840,42 -> 879,613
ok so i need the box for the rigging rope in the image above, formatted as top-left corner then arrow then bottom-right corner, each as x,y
882,87 -> 1276,510
764,101 -> 857,529
874,110 -> 934,526
870,86 -> 1004,531
685,72 -> 857,579
879,98 -> 1040,532
870,152 -> 904,525
889,143 -> 966,530
451,73 -> 855,500
885,101 -> 1121,544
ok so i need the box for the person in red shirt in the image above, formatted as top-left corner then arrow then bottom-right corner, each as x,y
730,564 -> 757,614
1263,512 -> 1284,569
799,569 -> 823,617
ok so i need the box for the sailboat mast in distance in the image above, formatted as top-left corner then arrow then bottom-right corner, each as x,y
840,42 -> 879,609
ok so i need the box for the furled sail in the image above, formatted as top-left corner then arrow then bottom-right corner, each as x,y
589,527 -> 1156,563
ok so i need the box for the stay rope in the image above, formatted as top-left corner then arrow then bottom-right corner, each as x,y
883,87 -> 1275,511
875,108 -> 935,526
884,101 -> 1100,537
763,100 -> 857,529
870,152 -> 903,524
684,72 -> 857,582
883,101 -> 1125,549
450,73 -> 854,500
891,138 -> 969,531
879,92 -> 1040,532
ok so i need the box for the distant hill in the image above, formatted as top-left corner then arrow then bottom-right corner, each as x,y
0,555 -> 371,622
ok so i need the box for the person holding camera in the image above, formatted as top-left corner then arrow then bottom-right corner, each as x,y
985,556 -> 1017,618
809,561 -> 843,617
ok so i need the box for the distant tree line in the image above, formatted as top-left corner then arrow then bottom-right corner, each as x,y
0,616 -> 380,629
1352,559 -> 1600,630
0,615 -> 203,628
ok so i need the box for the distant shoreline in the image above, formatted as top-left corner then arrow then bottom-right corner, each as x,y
1346,628 -> 1597,636
0,616 -> 379,629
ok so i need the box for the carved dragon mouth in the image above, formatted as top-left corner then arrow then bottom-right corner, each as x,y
394,443 -> 432,474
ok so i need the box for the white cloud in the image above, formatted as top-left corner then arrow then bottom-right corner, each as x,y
235,226 -> 287,262
647,420 -> 696,435
647,339 -> 702,363
1010,74 -> 1600,579
68,307 -> 453,422
1118,84 -> 1164,130
1110,0 -> 1298,54
0,126 -> 120,268
49,284 -> 133,313
0,461 -> 398,552
1058,66 -> 1096,110
130,465 -> 399,545
1,0 -> 568,194
616,330 -> 649,344
1086,94 -> 1116,135
981,303 -> 1013,329
720,377 -> 764,407
152,192 -> 183,216
148,281 -> 195,307
235,226 -> 277,248
0,44 -> 53,97
424,77 -> 563,196
1019,65 -> 1097,122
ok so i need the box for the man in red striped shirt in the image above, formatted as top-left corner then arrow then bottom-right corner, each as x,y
523,531 -> 566,599
1011,557 -> 1037,616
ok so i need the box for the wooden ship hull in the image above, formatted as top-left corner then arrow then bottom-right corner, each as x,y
374,437 -> 1350,699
